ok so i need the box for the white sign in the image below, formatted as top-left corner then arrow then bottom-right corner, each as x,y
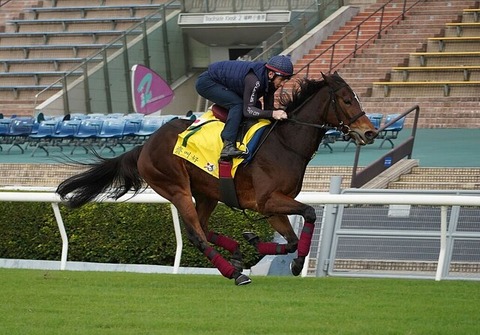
203,13 -> 267,24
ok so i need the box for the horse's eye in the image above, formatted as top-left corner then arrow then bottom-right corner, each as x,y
344,99 -> 352,105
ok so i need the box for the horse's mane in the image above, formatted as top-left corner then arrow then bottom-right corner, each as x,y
278,78 -> 327,114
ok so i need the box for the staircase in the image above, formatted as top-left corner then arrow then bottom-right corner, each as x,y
293,0 -> 480,128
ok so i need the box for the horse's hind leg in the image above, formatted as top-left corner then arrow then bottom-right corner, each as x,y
246,210 -> 316,277
244,215 -> 298,256
195,195 -> 244,274
165,192 -> 248,285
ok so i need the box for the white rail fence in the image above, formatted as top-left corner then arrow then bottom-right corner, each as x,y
1,190 -> 479,280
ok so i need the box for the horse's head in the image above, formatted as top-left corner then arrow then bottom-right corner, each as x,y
321,72 -> 376,145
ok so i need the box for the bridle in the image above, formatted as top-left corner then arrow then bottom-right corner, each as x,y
251,80 -> 365,161
328,85 -> 365,134
286,83 -> 365,135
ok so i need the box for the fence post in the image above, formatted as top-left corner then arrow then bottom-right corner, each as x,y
315,176 -> 342,277
51,203 -> 68,270
435,206 -> 448,281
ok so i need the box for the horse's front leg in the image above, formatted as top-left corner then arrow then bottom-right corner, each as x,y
207,231 -> 244,274
259,194 -> 317,276
243,215 -> 298,255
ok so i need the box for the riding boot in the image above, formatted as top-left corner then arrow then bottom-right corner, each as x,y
220,140 -> 248,160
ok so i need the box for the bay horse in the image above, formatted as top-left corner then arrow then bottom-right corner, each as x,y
57,72 -> 377,285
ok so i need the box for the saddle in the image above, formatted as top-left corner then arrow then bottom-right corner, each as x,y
173,105 -> 271,208
210,104 -> 261,145
211,104 -> 228,123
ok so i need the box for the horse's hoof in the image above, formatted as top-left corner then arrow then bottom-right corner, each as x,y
290,259 -> 304,277
242,232 -> 259,246
234,274 -> 252,286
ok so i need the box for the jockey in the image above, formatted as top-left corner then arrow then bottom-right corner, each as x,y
195,55 -> 294,160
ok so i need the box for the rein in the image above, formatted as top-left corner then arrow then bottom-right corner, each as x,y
248,78 -> 366,162
286,118 -> 333,130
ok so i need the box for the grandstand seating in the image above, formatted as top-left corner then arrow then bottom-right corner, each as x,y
0,30 -> 143,44
26,4 -> 164,18
96,118 -> 129,154
0,113 -> 177,157
427,36 -> 480,52
299,0 -> 480,128
28,119 -> 62,156
7,17 -> 160,32
0,0 -> 170,116
0,116 -> 36,154
368,3 -> 480,103
0,43 -> 125,58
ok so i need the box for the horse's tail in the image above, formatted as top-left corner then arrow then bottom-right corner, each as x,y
56,146 -> 144,208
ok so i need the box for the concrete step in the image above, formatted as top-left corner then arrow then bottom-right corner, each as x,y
302,166 -> 353,191
0,164 -> 86,188
388,181 -> 480,190
410,167 -> 480,175
400,174 -> 480,183
387,167 -> 480,191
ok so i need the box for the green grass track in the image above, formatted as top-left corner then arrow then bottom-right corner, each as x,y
1,269 -> 479,335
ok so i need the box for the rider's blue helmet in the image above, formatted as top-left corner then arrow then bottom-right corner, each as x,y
266,55 -> 294,78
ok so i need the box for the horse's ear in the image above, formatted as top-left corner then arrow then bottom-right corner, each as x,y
321,72 -> 327,80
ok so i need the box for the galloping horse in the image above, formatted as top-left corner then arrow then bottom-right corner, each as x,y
57,72 -> 377,285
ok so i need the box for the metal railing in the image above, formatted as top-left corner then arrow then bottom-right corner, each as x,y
1,188 -> 479,281
350,105 -> 420,188
295,0 -> 425,77
0,0 -> 14,7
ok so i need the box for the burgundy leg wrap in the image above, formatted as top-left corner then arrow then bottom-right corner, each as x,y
297,222 -> 315,257
204,246 -> 236,278
207,232 -> 239,253
257,242 -> 287,255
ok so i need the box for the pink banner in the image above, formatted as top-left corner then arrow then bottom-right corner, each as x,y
131,64 -> 174,115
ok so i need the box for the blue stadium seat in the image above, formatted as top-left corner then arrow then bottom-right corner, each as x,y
1,117 -> 36,154
320,129 -> 341,153
344,113 -> 385,151
367,113 -> 383,129
131,116 -> 174,144
70,119 -> 104,154
97,118 -> 127,154
379,114 -> 406,149
50,120 -> 82,152
28,120 -> 60,156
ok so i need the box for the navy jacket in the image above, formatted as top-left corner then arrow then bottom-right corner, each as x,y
207,60 -> 275,118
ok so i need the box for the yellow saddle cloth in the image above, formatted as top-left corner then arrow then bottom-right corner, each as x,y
173,109 -> 270,178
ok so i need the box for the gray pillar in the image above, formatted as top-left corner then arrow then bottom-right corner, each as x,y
315,176 -> 342,277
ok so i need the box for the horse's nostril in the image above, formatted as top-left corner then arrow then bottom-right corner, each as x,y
365,130 -> 376,141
